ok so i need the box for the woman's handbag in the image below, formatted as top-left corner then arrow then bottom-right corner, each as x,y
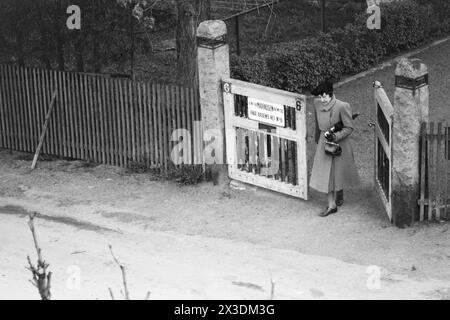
324,113 -> 359,157
324,141 -> 342,156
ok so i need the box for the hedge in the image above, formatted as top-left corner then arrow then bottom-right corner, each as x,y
231,0 -> 450,94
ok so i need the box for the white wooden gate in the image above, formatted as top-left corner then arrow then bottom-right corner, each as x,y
222,78 -> 308,199
373,83 -> 394,221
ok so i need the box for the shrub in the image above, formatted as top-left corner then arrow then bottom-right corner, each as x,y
231,0 -> 449,93
264,34 -> 344,93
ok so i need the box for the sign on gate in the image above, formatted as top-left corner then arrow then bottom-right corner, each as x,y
222,78 -> 308,200
373,82 -> 394,221
247,98 -> 285,127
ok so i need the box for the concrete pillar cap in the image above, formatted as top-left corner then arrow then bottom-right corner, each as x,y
395,58 -> 428,79
197,20 -> 227,39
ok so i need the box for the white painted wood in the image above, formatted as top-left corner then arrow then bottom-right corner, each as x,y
223,77 -> 303,107
374,85 -> 393,221
222,78 -> 308,200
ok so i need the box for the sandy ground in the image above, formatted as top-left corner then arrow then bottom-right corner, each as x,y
0,149 -> 450,300
1,39 -> 450,300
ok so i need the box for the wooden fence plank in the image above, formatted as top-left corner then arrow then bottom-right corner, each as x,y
0,65 -> 8,148
443,121 -> 449,219
17,67 -> 26,151
22,67 -> 32,152
75,73 -> 84,159
138,81 -> 144,164
419,122 -> 426,222
437,123 -> 442,220
428,122 -> 434,220
117,79 -> 124,167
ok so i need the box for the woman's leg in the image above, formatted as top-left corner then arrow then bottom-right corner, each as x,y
327,191 -> 337,209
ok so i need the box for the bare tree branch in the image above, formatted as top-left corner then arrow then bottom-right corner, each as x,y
26,212 -> 52,300
108,244 -> 130,300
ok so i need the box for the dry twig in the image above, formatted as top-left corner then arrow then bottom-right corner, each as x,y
26,212 -> 52,300
108,244 -> 151,300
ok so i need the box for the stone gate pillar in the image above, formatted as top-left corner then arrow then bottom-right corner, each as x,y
197,20 -> 230,185
393,58 -> 429,227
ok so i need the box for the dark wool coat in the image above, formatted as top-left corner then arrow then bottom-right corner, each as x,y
309,96 -> 360,193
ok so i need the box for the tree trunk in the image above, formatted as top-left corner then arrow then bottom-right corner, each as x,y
194,0 -> 212,25
176,1 -> 198,86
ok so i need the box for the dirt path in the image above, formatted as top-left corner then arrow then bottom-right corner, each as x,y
0,149 -> 450,299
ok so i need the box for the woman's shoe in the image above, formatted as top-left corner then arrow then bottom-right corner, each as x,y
319,206 -> 338,217
336,190 -> 344,206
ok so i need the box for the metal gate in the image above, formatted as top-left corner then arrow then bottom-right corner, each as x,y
222,78 -> 308,199
373,82 -> 394,221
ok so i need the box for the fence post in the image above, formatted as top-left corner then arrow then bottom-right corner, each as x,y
393,58 -> 429,227
197,20 -> 230,185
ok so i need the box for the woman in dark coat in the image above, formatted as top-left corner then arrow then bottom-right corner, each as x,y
309,81 -> 360,217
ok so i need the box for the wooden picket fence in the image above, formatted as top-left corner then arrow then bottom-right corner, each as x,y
0,64 -> 202,169
418,121 -> 450,221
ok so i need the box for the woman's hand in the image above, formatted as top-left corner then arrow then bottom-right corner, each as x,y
324,131 -> 335,142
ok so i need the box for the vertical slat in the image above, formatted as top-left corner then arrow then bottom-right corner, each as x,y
23,67 -> 33,152
0,65 -> 9,148
8,65 -> 18,150
129,81 -> 135,163
236,128 -> 244,168
443,121 -> 449,219
97,76 -> 105,164
13,66 -> 23,151
88,75 -> 96,161
419,122 -> 426,222
264,133 -> 269,177
280,138 -> 286,182
274,135 -> 280,180
190,87 -> 200,166
436,123 -> 442,220
428,122 -> 434,221
53,71 -> 65,157
120,79 -> 128,166
163,84 -> 171,169
143,82 -> 149,167
151,82 -> 158,167
106,77 -> 114,165
248,130 -> 256,173
6,65 -> 15,149
115,80 -> 122,165
445,122 -> 449,219
17,67 -> 27,151
75,73 -> 84,160
185,87 -> 192,164
93,76 -> 100,163
176,85 -> 182,164
30,68 -> 39,151
3,65 -> 11,149
48,69 -> 56,155
179,86 -> 186,162
84,74 -> 92,160
68,73 -> 76,159
156,83 -> 163,167
61,70 -> 69,157
80,73 -> 87,159
138,81 -> 144,164
168,85 -> 174,168
39,69 -> 48,154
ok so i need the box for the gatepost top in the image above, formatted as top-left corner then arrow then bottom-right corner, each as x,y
197,20 -> 227,39
395,58 -> 428,79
